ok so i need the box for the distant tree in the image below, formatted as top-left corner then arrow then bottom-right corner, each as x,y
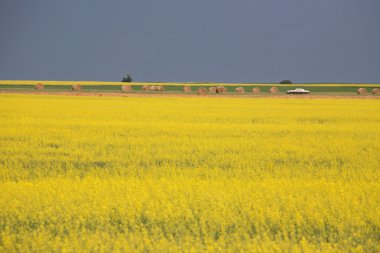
280,80 -> 292,84
122,73 -> 133,82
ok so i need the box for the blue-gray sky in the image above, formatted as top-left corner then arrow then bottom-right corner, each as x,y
0,0 -> 379,83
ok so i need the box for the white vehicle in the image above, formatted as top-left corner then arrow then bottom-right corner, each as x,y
286,88 -> 310,94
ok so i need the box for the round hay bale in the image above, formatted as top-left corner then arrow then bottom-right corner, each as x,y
252,87 -> 261,94
268,87 -> 279,94
34,83 -> 44,90
216,86 -> 227,93
72,84 -> 82,91
371,88 -> 380,95
209,87 -> 217,93
142,85 -> 151,91
156,85 -> 165,91
235,87 -> 245,93
150,86 -> 157,91
121,85 -> 133,92
198,87 -> 208,95
357,88 -> 367,94
183,85 -> 192,92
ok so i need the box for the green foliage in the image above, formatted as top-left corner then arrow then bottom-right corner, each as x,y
122,73 -> 133,82
280,80 -> 292,84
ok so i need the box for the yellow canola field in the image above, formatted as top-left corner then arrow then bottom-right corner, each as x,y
0,79 -> 379,87
0,94 -> 379,252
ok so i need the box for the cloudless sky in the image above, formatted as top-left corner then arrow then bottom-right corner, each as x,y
0,0 -> 379,83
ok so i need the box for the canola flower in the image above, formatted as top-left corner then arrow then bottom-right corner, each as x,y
0,79 -> 379,87
0,94 -> 379,252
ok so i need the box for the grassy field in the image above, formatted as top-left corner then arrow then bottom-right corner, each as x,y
0,94 -> 380,252
1,84 -> 380,94
0,80 -> 380,95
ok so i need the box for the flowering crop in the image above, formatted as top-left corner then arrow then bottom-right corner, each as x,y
0,94 -> 379,252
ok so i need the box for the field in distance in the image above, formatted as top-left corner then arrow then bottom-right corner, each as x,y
0,94 -> 379,252
0,80 -> 380,95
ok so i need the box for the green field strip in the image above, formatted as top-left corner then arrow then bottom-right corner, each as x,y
1,84 -> 380,93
